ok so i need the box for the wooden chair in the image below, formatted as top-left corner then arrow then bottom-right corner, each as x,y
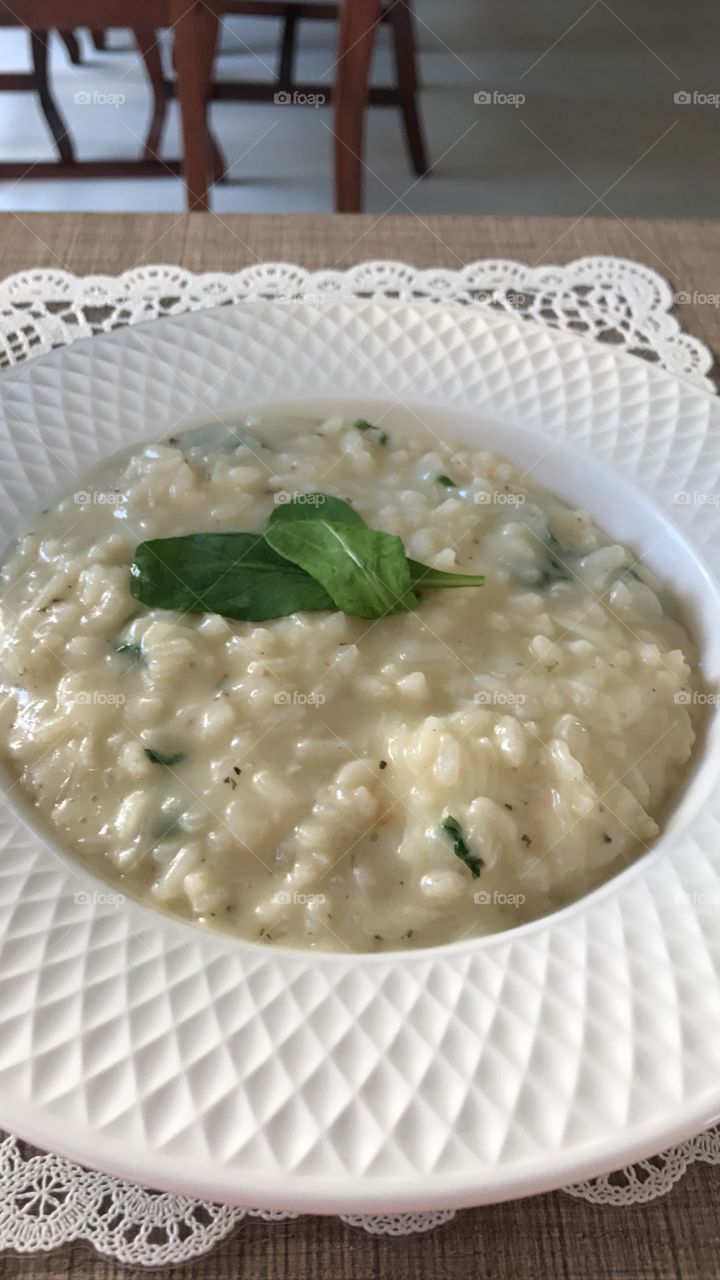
87,0 -> 428,211
333,0 -> 427,210
0,0 -> 221,208
57,29 -> 81,62
220,0 -> 428,210
0,28 -> 76,166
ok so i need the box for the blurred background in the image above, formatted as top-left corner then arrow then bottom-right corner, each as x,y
0,0 -> 716,216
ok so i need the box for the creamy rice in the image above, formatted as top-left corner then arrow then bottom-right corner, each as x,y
0,414 -> 700,951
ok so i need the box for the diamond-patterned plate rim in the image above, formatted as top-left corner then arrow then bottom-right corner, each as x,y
0,298 -> 719,1213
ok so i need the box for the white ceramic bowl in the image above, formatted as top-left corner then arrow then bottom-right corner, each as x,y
0,298 -> 719,1214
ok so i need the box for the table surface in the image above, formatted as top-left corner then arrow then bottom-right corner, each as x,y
0,210 -> 718,1280
0,210 -> 718,370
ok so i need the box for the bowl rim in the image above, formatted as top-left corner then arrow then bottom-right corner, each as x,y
0,295 -> 719,1211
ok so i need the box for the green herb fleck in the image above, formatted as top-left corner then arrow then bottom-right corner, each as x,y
437,474 -> 456,488
115,642 -> 142,660
155,809 -> 183,840
353,418 -> 388,445
539,534 -> 571,587
440,814 -> 483,879
145,748 -> 186,767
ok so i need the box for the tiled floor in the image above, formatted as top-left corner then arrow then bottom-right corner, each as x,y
0,0 -> 716,216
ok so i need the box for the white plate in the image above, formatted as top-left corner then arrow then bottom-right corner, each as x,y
1,298 -> 720,1215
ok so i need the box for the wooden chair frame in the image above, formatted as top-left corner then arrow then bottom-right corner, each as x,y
140,0 -> 428,210
0,0 -> 427,211
0,0 -> 220,208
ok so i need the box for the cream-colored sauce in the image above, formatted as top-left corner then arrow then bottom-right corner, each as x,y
0,415 -> 699,950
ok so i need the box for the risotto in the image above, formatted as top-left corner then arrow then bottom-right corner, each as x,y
0,414 -> 700,951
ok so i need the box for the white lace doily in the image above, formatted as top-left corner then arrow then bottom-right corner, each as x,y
0,256 -> 714,390
0,255 -> 716,1264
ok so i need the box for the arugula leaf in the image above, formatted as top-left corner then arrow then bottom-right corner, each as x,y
440,814 -> 483,879
266,518 -> 419,619
145,748 -> 186,766
271,497 -> 485,594
130,533 -> 334,621
353,418 -> 389,446
408,560 -> 485,591
130,495 -> 485,624
268,493 -> 365,529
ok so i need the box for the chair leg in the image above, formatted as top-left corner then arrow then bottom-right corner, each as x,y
208,131 -> 226,185
333,0 -> 382,213
388,0 -> 428,176
172,0 -> 218,210
134,29 -> 169,160
58,30 -> 82,65
169,2 -> 226,186
199,6 -> 227,183
277,5 -> 298,86
90,29 -> 107,51
30,30 -> 75,164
